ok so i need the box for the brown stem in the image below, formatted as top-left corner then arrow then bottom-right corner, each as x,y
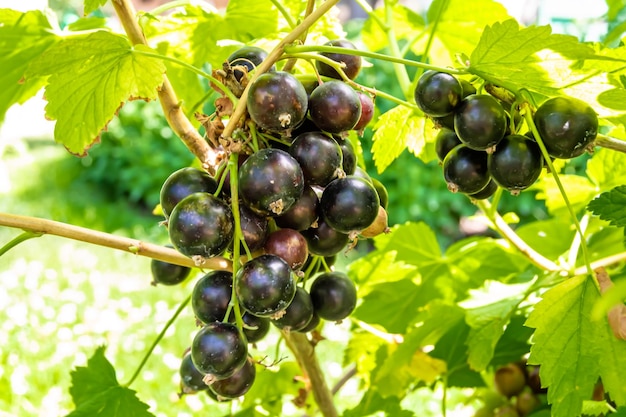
221,0 -> 341,141
111,0 -> 223,174
283,331 -> 338,417
281,0 -> 316,73
595,134 -> 626,154
0,212 -> 232,271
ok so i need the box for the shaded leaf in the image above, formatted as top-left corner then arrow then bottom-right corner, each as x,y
489,315 -> 533,368
26,31 -> 165,155
66,346 -> 152,417
587,186 -> 626,227
526,275 -> 626,416
343,389 -> 415,417
0,8 -> 58,122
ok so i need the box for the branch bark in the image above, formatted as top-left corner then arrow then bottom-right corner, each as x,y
111,0 -> 224,174
283,331 -> 338,417
0,213 -> 232,271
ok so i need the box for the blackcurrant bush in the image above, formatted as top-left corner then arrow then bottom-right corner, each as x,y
309,81 -> 361,133
272,287 -> 314,332
414,70 -> 462,117
209,356 -> 256,400
191,322 -> 248,382
236,254 -> 296,317
315,39 -> 362,80
160,167 -> 218,218
275,185 -> 319,231
454,94 -> 507,150
488,135 -> 543,192
179,351 -> 207,395
238,148 -> 304,216
247,71 -> 308,133
533,96 -> 598,159
443,145 -> 490,194
309,271 -> 357,321
227,45 -> 273,81
289,131 -> 343,187
320,176 -> 380,234
192,270 -> 232,324
302,218 -> 350,257
168,192 -> 234,258
150,247 -> 191,286
435,128 -> 462,162
263,228 -> 309,271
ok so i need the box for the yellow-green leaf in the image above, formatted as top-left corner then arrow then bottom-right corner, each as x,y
26,31 -> 165,155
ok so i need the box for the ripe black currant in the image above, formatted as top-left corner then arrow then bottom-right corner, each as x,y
308,81 -> 361,133
442,145 -> 490,194
160,167 -> 218,218
209,356 -> 256,400
190,322 -> 248,382
179,351 -> 207,395
454,94 -> 507,150
150,247 -> 191,286
302,218 -> 350,257
309,271 -> 357,321
414,70 -> 462,117
315,39 -> 362,80
275,185 -> 319,231
488,135 -> 543,192
272,287 -> 314,332
263,228 -> 309,271
192,270 -> 232,324
320,176 -> 380,234
289,131 -> 343,187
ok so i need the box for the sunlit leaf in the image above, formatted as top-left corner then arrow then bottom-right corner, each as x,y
526,275 -> 626,416
84,0 -> 108,16
532,174 -> 597,215
26,31 -> 165,155
586,148 -> 626,191
587,185 -> 626,227
343,389 -> 415,417
361,5 -> 424,53
0,8 -> 58,122
372,221 -> 441,265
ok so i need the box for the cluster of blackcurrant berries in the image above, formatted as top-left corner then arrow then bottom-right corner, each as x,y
149,41 -> 389,402
415,70 -> 599,198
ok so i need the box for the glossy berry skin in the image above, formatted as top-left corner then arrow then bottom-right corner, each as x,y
488,135 -> 543,192
237,204 -> 269,253
191,322 -> 248,380
309,81 -> 361,133
316,39 -> 362,80
443,145 -> 490,194
209,356 -> 256,400
494,362 -> 527,398
289,132 -> 343,186
467,179 -> 498,200
168,192 -> 234,258
320,176 -> 380,234
353,91 -> 374,131
264,228 -> 309,270
533,96 -> 598,159
435,128 -> 463,162
239,312 -> 270,343
298,311 -> 320,333
454,94 -> 507,150
192,271 -> 232,324
272,287 -> 314,331
371,178 -> 388,209
238,148 -> 304,216
336,137 -> 357,175
275,185 -> 319,231
415,71 -> 462,117
150,248 -> 191,286
309,271 -> 357,321
227,46 -> 273,81
302,218 -> 350,257
179,351 -> 207,395
236,254 -> 296,317
160,167 -> 218,218
247,71 -> 308,133
432,79 -> 477,130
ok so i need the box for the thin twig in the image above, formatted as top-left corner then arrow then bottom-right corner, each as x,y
331,363 -> 357,395
0,212 -> 232,271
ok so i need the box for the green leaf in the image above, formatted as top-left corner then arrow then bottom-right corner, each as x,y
242,361 -> 301,415
371,304 -> 464,397
343,389 -> 415,417
516,218 -> 576,260
0,9 -> 58,122
84,0 -> 108,16
592,277 -> 626,320
532,174 -> 597,215
372,222 -> 441,266
344,329 -> 387,386
348,250 -> 419,288
582,400 -> 616,416
587,185 -> 626,227
26,31 -> 165,155
465,292 -> 526,371
224,0 -> 278,40
526,275 -> 626,416
586,148 -> 626,192
66,346 -> 152,417
469,19 -> 597,97
361,4 -> 424,53
489,315 -> 533,368
371,106 -> 436,173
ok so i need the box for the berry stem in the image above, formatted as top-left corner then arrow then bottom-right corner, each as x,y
283,331 -> 339,417
227,154 -> 245,331
0,230 -> 43,257
474,201 -> 562,273
124,294 -> 191,387
0,212 -> 232,271
220,0 -> 342,142
595,134 -> 626,154
281,0 -> 316,73
111,0 -> 224,173
285,45 -> 466,74
270,0 -> 297,28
